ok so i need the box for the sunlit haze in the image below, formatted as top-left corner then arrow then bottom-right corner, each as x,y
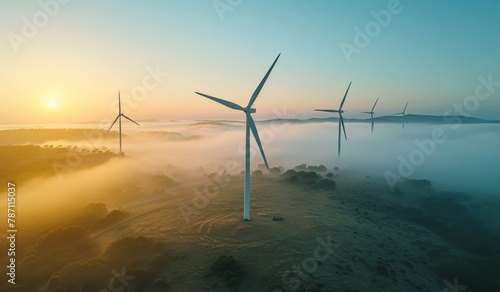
1,1 -> 499,124
2,2 -> 500,291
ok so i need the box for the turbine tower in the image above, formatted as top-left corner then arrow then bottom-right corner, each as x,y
314,81 -> 352,159
394,101 -> 409,129
108,91 -> 140,154
362,97 -> 379,134
195,53 -> 281,221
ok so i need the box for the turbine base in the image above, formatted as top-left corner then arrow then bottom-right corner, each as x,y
241,217 -> 253,222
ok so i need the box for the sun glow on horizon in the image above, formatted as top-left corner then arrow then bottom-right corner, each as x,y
47,98 -> 58,109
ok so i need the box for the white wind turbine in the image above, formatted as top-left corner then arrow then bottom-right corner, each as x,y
314,81 -> 352,159
195,53 -> 281,221
394,101 -> 409,129
108,91 -> 140,154
362,97 -> 379,134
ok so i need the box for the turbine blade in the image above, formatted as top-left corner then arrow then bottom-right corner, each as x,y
118,91 -> 121,114
340,114 -> 347,140
121,114 -> 140,126
314,109 -> 340,113
248,114 -> 269,170
247,53 -> 281,109
195,92 -> 244,111
371,97 -> 379,112
339,81 -> 352,110
108,115 -> 120,131
403,101 -> 409,113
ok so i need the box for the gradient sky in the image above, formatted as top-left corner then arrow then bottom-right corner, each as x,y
1,0 -> 499,124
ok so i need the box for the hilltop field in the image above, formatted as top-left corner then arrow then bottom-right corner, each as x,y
1,128 -> 500,292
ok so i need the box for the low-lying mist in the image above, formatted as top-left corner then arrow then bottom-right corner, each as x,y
117,120 -> 500,197
3,120 -> 499,206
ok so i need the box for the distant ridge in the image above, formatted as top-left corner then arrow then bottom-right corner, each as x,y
374,114 -> 499,124
259,114 -> 500,125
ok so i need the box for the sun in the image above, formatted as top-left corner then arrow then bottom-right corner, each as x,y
47,98 -> 57,108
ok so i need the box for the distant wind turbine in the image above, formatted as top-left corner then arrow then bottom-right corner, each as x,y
195,53 -> 281,221
314,81 -> 352,159
362,97 -> 379,134
108,91 -> 140,154
394,101 -> 409,129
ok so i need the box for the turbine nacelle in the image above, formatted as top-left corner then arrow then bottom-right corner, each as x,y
245,108 -> 256,114
393,101 -> 409,116
313,81 -> 352,159
393,101 -> 409,129
108,91 -> 140,154
362,97 -> 379,134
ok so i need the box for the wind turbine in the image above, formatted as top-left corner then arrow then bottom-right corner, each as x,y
108,91 -> 140,154
314,81 -> 352,159
394,101 -> 409,129
362,97 -> 379,134
195,53 -> 280,221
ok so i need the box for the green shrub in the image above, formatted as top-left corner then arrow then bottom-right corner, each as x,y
55,258 -> 111,291
270,167 -> 282,174
209,255 -> 245,287
150,251 -> 169,270
103,236 -> 165,266
307,165 -> 327,172
317,179 -> 336,190
283,169 -> 297,177
252,170 -> 263,176
294,164 -> 308,171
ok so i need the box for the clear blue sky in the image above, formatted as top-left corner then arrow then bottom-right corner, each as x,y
1,0 -> 499,123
